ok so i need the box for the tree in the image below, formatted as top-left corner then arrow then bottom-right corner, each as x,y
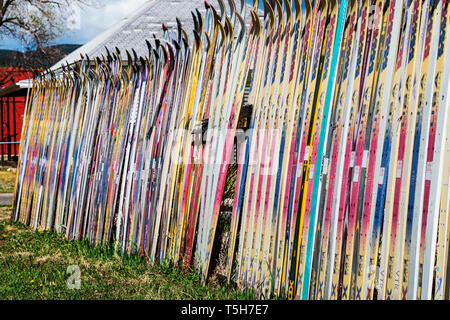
0,0 -> 98,50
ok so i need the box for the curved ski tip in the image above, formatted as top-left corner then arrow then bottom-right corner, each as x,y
204,0 -> 211,9
173,39 -> 181,51
193,29 -> 201,45
191,11 -> 198,30
146,39 -> 152,51
152,49 -> 159,61
139,56 -> 146,66
125,49 -> 132,63
182,37 -> 189,49
162,23 -> 168,31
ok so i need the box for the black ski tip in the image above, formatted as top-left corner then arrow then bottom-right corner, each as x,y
173,39 -> 181,51
139,56 -> 146,67
134,63 -> 139,73
211,5 -> 219,22
196,9 -> 203,29
132,48 -> 138,62
191,11 -> 198,31
154,36 -> 161,48
182,37 -> 189,49
146,39 -> 152,52
193,30 -> 201,46
126,49 -> 132,64
105,46 -> 112,58
177,19 -> 183,42
153,49 -> 159,61
105,47 -> 113,63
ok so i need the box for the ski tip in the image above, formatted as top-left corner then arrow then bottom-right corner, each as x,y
162,23 -> 168,32
204,1 -> 211,9
126,49 -> 132,64
152,49 -> 159,61
145,40 -> 152,52
105,47 -> 113,63
210,4 -> 219,22
154,36 -> 161,48
193,30 -> 201,47
182,37 -> 189,49
191,11 -> 198,31
80,53 -> 84,59
173,39 -> 181,51
196,9 -> 203,30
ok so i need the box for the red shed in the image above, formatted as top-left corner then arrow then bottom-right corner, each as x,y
0,68 -> 38,161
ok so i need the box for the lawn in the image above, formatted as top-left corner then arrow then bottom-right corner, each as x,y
0,166 -> 16,194
0,206 -> 255,300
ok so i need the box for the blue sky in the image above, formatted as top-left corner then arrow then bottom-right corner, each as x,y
2,0 -> 154,51
1,0 -> 261,51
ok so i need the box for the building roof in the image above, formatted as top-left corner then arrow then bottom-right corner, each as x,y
52,0 -> 260,70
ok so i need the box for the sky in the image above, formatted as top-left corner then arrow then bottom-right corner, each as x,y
2,0 -> 149,51
1,0 -> 261,52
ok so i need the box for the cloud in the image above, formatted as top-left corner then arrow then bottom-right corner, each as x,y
83,0 -> 148,30
61,0 -> 148,44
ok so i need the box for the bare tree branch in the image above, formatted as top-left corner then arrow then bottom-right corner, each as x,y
0,0 -> 99,49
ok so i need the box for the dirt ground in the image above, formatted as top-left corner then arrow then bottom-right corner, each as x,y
0,165 -> 16,194
0,206 -> 11,222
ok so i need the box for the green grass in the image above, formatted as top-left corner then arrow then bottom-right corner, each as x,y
0,206 -> 255,300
